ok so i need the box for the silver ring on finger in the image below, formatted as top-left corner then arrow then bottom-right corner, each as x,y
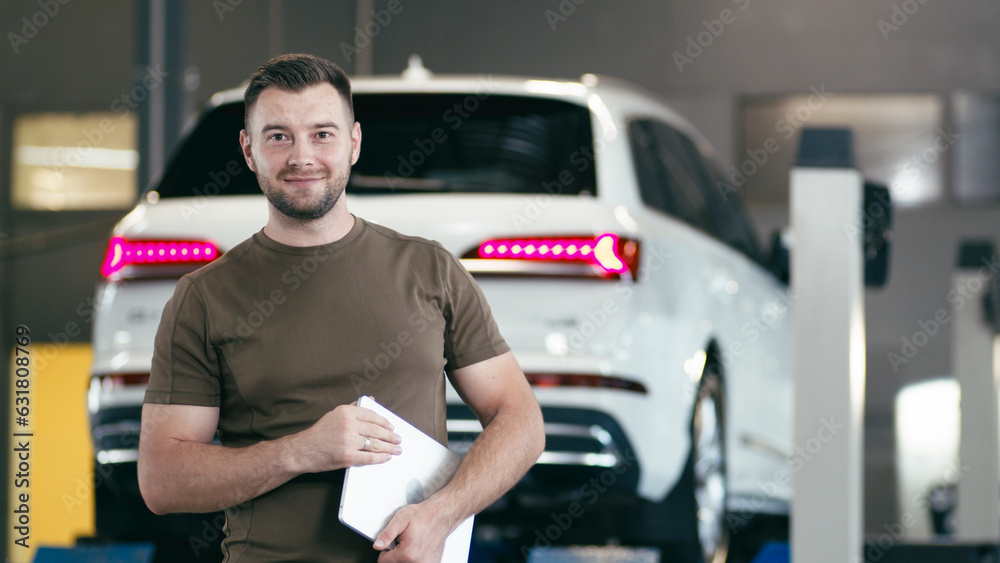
363,436 -> 371,451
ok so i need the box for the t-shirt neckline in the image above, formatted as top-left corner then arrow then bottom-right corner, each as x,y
252,215 -> 366,256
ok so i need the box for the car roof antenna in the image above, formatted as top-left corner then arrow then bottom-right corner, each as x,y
402,54 -> 433,80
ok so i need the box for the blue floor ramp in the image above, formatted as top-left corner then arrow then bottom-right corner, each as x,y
527,545 -> 661,562
32,543 -> 155,563
751,542 -> 790,563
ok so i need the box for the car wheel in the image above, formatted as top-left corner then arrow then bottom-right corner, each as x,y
622,362 -> 730,561
691,368 -> 728,563
646,366 -> 729,562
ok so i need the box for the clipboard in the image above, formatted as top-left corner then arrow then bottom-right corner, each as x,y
338,395 -> 474,562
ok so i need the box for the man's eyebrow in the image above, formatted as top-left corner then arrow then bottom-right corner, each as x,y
259,122 -> 341,134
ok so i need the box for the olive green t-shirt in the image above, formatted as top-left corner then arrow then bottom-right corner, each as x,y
144,216 -> 509,562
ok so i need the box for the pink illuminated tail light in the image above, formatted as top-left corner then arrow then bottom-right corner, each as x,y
470,233 -> 640,278
101,237 -> 220,278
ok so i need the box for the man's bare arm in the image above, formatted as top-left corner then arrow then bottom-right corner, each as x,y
138,402 -> 401,515
374,351 -> 544,560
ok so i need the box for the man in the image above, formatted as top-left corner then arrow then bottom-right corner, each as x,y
138,53 -> 545,562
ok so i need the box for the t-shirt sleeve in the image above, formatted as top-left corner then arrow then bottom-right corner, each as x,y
144,276 -> 222,406
439,248 -> 510,372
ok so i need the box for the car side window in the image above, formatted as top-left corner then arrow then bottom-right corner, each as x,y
628,120 -> 707,231
629,119 -> 762,261
656,125 -> 762,260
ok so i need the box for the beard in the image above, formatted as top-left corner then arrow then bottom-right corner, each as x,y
258,166 -> 351,221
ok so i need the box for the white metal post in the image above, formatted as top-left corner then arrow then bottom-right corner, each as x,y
954,242 -> 1000,541
790,130 -> 866,563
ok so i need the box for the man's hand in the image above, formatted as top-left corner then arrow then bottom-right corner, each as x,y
139,400 -> 402,515
374,503 -> 449,562
288,401 -> 402,474
369,351 -> 544,561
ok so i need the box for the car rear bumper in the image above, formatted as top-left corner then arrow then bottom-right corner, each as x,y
89,393 -> 644,500
447,404 -> 640,494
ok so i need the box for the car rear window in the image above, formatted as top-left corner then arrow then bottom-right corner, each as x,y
152,93 -> 596,199
153,102 -> 258,199
350,94 -> 595,195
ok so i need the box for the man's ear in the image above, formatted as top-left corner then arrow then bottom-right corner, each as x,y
239,129 -> 257,172
350,121 -> 362,166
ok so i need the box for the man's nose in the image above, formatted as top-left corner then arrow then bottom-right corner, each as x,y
287,141 -> 316,167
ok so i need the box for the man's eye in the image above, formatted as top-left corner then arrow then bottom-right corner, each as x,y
317,131 -> 332,139
270,133 -> 287,141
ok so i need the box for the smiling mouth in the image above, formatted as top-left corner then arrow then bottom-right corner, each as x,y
283,176 -> 325,185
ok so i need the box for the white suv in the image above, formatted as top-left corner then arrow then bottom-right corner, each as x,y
89,61 -> 792,561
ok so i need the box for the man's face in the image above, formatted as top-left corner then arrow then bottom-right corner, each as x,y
240,83 -> 361,221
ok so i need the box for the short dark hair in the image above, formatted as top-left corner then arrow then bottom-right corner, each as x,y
243,53 -> 353,128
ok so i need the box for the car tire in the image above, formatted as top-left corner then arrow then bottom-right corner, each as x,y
93,462 -> 148,540
636,362 -> 729,562
689,367 -> 729,563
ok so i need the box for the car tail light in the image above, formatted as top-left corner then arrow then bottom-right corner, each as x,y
99,373 -> 150,391
101,237 -> 220,278
526,372 -> 648,394
462,234 -> 640,279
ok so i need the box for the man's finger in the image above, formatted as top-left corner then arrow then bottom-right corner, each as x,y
357,451 -> 394,466
360,422 -> 402,445
353,406 -> 395,431
363,438 -> 402,455
373,511 -> 406,551
357,432 -> 401,455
